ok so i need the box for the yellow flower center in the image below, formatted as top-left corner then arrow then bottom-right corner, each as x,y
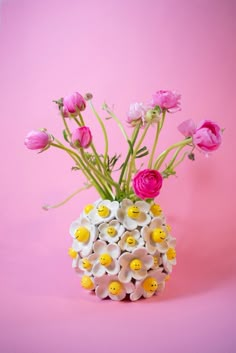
165,274 -> 171,281
150,204 -> 162,216
99,253 -> 112,267
130,258 -> 142,271
153,255 -> 159,266
97,205 -> 110,218
127,206 -> 140,219
68,248 -> 77,259
84,204 -> 94,214
166,224 -> 171,232
82,258 -> 92,270
75,227 -> 90,243
106,226 -> 117,237
126,236 -> 136,246
151,228 -> 166,243
142,277 -> 158,293
166,248 -> 176,260
81,275 -> 94,290
108,281 -> 122,295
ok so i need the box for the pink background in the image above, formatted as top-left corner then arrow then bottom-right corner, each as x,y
0,0 -> 235,352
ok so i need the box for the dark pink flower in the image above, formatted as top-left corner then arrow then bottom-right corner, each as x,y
151,90 -> 181,112
71,126 -> 92,148
63,92 -> 86,114
133,169 -> 163,200
178,119 -> 222,152
24,130 -> 51,150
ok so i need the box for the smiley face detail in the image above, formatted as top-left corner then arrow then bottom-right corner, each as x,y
127,206 -> 140,219
166,248 -> 176,260
142,277 -> 158,293
108,281 -> 122,295
82,258 -> 92,270
99,253 -> 112,267
81,275 -> 94,290
151,228 -> 166,243
75,227 -> 90,243
130,258 -> 142,271
97,205 -> 110,218
126,236 -> 136,246
150,204 -> 162,217
106,226 -> 117,237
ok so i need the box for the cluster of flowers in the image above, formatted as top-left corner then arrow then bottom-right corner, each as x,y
24,90 -> 222,203
69,198 -> 175,301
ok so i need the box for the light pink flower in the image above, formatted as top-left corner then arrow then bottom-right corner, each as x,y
71,126 -> 92,148
63,92 -> 86,114
133,169 -> 163,200
95,275 -> 134,301
178,119 -> 222,152
141,218 -> 170,254
24,130 -> 51,150
130,269 -> 166,301
127,102 -> 148,126
151,90 -> 181,112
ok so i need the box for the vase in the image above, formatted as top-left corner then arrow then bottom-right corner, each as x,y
68,198 -> 176,301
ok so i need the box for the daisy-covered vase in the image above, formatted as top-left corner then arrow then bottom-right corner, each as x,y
69,198 -> 176,301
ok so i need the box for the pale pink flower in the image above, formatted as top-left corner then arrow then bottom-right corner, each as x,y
95,275 -> 134,301
24,130 -> 51,150
71,126 -> 92,149
127,102 -> 148,126
151,90 -> 181,112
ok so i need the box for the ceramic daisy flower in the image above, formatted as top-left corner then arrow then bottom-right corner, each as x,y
68,246 -> 82,272
70,216 -> 97,257
130,269 -> 166,301
141,217 -> 170,254
98,220 -> 124,243
150,250 -> 162,270
118,229 -> 144,252
118,247 -> 153,283
80,275 -> 95,291
88,240 -> 120,277
78,256 -> 95,276
116,199 -> 151,231
95,275 -> 135,301
149,203 -> 165,220
162,237 -> 177,273
88,200 -> 119,225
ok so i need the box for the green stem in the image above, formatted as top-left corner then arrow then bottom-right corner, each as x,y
61,113 -> 72,139
103,104 -> 129,142
148,121 -> 160,169
118,123 -> 141,192
42,184 -> 92,210
154,137 -> 192,170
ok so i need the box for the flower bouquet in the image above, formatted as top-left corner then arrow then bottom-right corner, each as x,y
25,90 -> 222,301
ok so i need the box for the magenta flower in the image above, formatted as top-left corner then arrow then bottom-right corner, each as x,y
71,126 -> 92,149
24,130 -> 51,150
151,90 -> 181,112
63,92 -> 86,114
133,169 -> 163,200
178,119 -> 222,152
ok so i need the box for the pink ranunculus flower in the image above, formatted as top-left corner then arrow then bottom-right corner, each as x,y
133,169 -> 163,200
63,92 -> 86,114
178,119 -> 222,152
127,102 -> 148,126
71,126 -> 92,149
151,90 -> 181,112
24,130 -> 51,150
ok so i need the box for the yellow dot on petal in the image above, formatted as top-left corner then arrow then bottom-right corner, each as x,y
82,258 -> 92,270
150,204 -> 162,216
153,255 -> 159,266
106,226 -> 117,237
142,277 -> 158,293
97,205 -> 110,218
165,274 -> 171,281
126,236 -> 136,246
127,206 -> 140,219
75,227 -> 90,243
151,228 -> 166,243
81,275 -> 94,290
108,281 -> 122,295
99,253 -> 112,267
84,204 -> 94,214
68,248 -> 77,259
130,258 -> 142,271
166,248 -> 176,260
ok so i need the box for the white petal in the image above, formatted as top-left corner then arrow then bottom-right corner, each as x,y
72,239 -> 81,251
107,261 -> 120,275
119,252 -> 133,267
125,282 -> 135,294
150,218 -> 162,229
121,199 -> 132,209
142,254 -> 154,269
107,243 -> 120,259
133,268 -> 147,280
135,201 -> 150,213
92,262 -> 106,277
109,290 -> 126,301
118,268 -> 132,283
130,285 -> 143,301
93,240 -> 106,255
133,247 -> 147,258
96,285 -> 108,299
124,217 -> 137,230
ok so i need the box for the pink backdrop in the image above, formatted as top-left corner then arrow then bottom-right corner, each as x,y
0,0 -> 235,352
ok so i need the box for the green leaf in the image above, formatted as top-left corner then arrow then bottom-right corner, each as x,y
135,150 -> 149,158
136,146 -> 148,156
63,129 -> 70,143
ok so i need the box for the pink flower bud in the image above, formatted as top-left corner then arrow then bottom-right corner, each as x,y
127,103 -> 148,126
133,169 -> 163,200
151,90 -> 181,112
24,130 -> 51,150
63,92 -> 86,115
193,120 -> 222,152
71,126 -> 92,149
